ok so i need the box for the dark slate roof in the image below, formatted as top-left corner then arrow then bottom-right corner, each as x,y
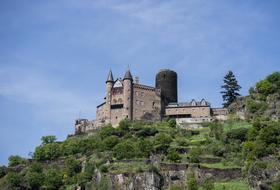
97,102 -> 105,108
134,83 -> 155,91
106,70 -> 114,83
123,69 -> 133,80
167,99 -> 210,108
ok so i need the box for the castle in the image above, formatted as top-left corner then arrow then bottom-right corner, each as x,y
75,69 -> 228,134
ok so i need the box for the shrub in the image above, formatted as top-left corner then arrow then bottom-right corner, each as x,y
137,139 -> 153,157
0,166 -> 7,178
207,140 -> 226,157
26,171 -> 45,189
168,119 -> 177,128
167,149 -> 181,163
209,122 -> 224,141
7,172 -> 23,188
118,119 -> 131,131
202,177 -> 214,190
188,147 -> 201,163
170,186 -> 183,190
136,127 -> 158,137
103,136 -> 120,150
61,138 -> 81,156
272,182 -> 280,190
99,124 -> 115,139
65,157 -> 81,177
113,140 -> 137,160
77,162 -> 95,186
187,170 -> 198,190
8,155 -> 26,167
257,122 -> 280,145
225,127 -> 248,142
154,133 -> 173,153
43,168 -> 63,190
256,79 -> 274,100
99,165 -> 108,173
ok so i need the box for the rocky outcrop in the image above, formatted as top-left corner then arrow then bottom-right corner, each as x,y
248,157 -> 280,190
86,163 -> 244,190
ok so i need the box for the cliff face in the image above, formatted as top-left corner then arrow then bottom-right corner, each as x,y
247,156 -> 280,190
85,164 -> 243,190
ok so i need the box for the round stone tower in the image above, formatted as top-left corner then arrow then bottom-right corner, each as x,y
105,70 -> 114,123
156,69 -> 178,106
123,69 -> 133,120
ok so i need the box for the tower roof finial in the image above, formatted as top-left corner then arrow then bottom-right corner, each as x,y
106,69 -> 114,83
123,68 -> 133,81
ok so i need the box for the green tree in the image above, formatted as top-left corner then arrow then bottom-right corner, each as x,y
41,135 -> 57,145
8,155 -> 26,167
33,143 -> 61,161
221,70 -> 241,107
256,79 -> 274,100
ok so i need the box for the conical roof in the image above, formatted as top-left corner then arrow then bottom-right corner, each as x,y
106,70 -> 114,83
123,69 -> 133,80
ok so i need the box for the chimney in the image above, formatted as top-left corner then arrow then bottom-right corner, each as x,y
135,77 -> 139,84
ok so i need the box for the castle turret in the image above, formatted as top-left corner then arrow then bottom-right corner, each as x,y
123,69 -> 133,120
105,70 -> 114,123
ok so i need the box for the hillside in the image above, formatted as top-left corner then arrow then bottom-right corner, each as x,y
0,72 -> 279,190
229,72 -> 280,120
0,118 -> 279,190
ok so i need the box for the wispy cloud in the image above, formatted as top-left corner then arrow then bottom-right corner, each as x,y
0,66 -> 99,121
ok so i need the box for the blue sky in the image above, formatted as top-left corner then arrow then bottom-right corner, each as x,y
0,0 -> 279,165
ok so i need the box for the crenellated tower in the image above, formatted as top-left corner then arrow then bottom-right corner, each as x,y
105,70 -> 114,123
123,69 -> 133,120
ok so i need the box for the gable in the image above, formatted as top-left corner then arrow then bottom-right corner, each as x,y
114,80 -> 123,88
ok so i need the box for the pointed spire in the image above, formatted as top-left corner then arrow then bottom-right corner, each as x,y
106,70 -> 114,83
123,69 -> 133,81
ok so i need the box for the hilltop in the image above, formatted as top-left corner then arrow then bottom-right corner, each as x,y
0,72 -> 279,190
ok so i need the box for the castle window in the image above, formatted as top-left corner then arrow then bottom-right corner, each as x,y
140,101 -> 144,106
141,92 -> 144,96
